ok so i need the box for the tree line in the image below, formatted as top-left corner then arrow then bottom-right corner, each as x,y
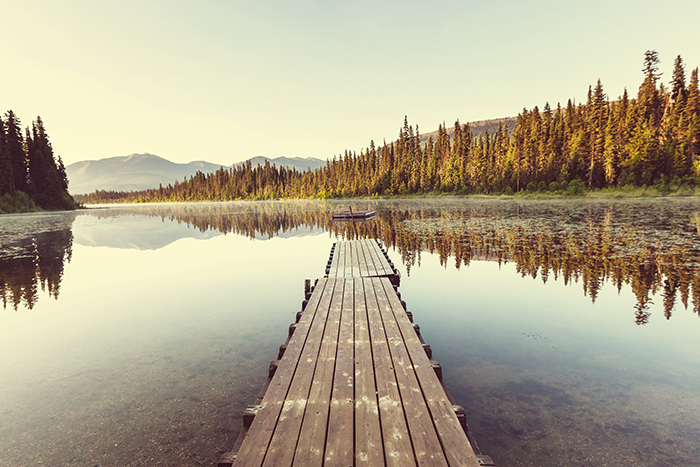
77,50 -> 700,204
0,112 -> 77,212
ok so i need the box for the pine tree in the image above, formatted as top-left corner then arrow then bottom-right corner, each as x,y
685,68 -> 700,174
625,121 -> 654,185
603,111 -> 618,185
57,155 -> 69,191
639,50 -> 664,134
588,79 -> 607,187
671,55 -> 686,102
4,110 -> 28,193
0,115 -> 14,195
27,117 -> 74,209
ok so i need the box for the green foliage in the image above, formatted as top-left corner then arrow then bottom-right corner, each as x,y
4,110 -> 28,193
0,191 -> 39,214
0,115 -> 12,195
567,179 -> 586,195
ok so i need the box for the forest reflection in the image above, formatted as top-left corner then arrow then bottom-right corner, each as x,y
3,199 -> 700,323
125,200 -> 700,325
0,217 -> 74,311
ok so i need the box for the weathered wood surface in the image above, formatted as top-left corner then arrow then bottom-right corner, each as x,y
332,209 -> 376,220
228,240 -> 481,467
325,239 -> 399,286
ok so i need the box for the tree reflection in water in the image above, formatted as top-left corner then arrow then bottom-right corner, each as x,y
0,229 -> 73,310
3,199 -> 700,323
135,199 -> 700,324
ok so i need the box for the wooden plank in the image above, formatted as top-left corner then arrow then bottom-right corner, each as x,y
369,240 -> 390,277
356,241 -> 368,277
371,277 -> 448,467
363,240 -> 382,276
363,277 -> 416,467
350,241 -> 361,278
354,240 -> 368,277
358,239 -> 379,277
261,279 -> 339,467
372,241 -> 394,276
345,240 -> 355,278
324,278 -> 355,466
378,277 -> 481,467
341,241 -> 351,278
233,278 -> 330,467
345,241 -> 353,278
353,277 -> 384,465
366,240 -> 391,277
327,239 -> 394,279
293,278 -> 345,466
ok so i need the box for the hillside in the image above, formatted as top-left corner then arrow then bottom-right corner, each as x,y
420,117 -> 516,143
66,154 -> 225,194
233,156 -> 327,172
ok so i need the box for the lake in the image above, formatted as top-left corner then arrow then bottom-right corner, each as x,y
1,198 -> 699,466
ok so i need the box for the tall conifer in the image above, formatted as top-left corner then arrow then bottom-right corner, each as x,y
4,111 -> 28,193
686,68 -> 700,174
0,115 -> 14,194
671,55 -> 686,102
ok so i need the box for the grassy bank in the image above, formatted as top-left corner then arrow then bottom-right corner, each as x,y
360,180 -> 700,201
0,192 -> 41,214
0,191 -> 82,214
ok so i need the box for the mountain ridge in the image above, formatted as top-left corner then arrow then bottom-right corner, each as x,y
66,154 -> 326,194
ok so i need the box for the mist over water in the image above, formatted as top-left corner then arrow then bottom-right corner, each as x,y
1,198 -> 699,466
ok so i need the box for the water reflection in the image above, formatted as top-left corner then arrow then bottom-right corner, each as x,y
85,200 -> 700,323
3,198 -> 700,324
0,213 -> 74,310
2,199 -> 700,466
394,201 -> 700,325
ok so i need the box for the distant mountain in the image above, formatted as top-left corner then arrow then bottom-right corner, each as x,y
66,153 -> 326,194
234,156 -> 327,172
66,153 -> 225,194
421,117 -> 517,143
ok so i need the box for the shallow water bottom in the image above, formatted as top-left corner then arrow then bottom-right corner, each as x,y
0,317 -> 270,466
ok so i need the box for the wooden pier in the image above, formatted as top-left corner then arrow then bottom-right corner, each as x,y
331,209 -> 376,221
219,239 -> 492,467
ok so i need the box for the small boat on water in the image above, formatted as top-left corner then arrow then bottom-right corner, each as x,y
332,209 -> 376,220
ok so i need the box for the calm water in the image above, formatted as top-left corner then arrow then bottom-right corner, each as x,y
1,198 -> 700,466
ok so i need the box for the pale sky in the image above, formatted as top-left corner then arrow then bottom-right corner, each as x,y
3,0 -> 699,166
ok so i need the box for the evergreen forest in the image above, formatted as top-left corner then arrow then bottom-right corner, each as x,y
73,51 -> 700,203
0,112 -> 77,213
